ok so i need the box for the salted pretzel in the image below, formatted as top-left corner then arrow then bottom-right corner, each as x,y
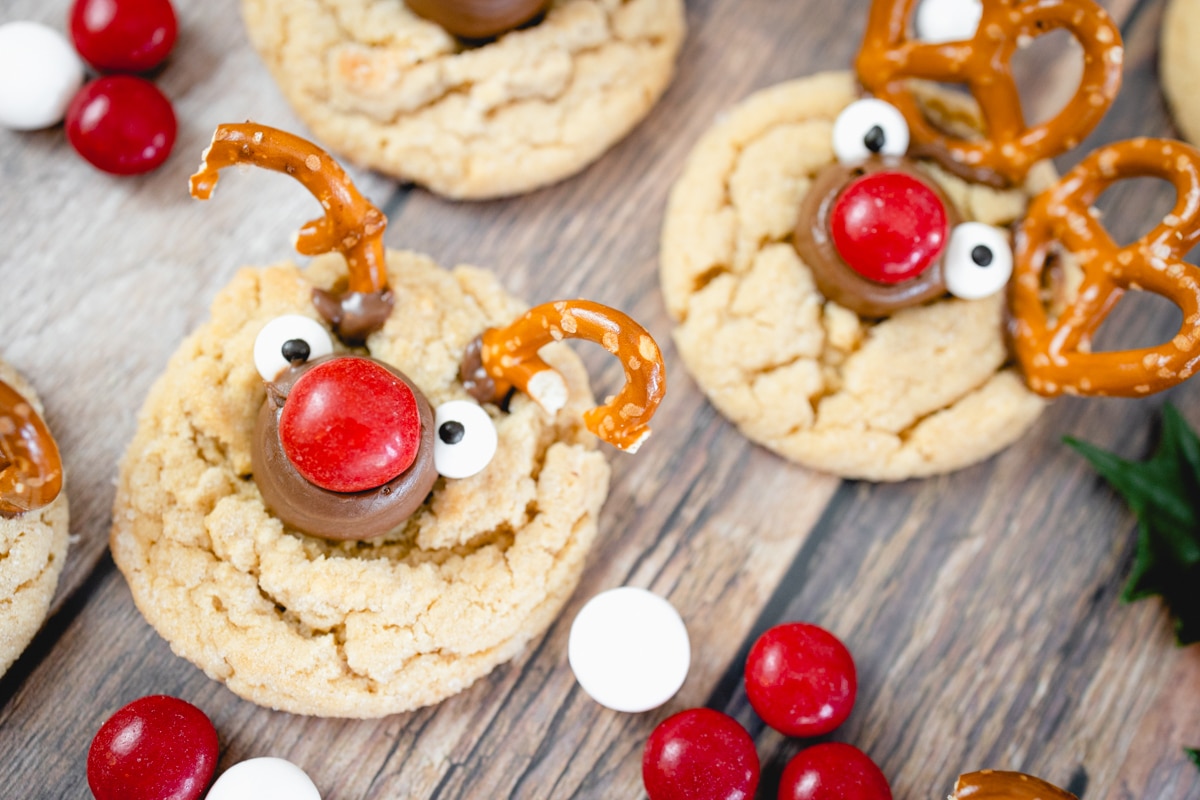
952,770 -> 1077,799
1010,138 -> 1200,397
0,379 -> 64,518
190,124 -> 392,342
856,0 -> 1123,187
461,301 -> 667,452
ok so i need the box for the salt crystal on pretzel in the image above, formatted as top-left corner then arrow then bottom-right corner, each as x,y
857,0 -> 1123,187
0,378 -> 63,517
190,123 -> 393,343
1011,137 -> 1200,397
461,301 -> 667,452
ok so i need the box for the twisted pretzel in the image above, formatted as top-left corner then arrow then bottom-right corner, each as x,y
856,0 -> 1123,187
1010,138 -> 1200,397
190,123 -> 393,342
460,301 -> 667,452
953,770 -> 1076,799
0,379 -> 63,518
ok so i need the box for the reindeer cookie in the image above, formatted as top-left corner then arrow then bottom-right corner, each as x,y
110,124 -> 665,717
1162,0 -> 1200,146
0,359 -> 68,676
240,0 -> 685,199
658,0 -> 1200,480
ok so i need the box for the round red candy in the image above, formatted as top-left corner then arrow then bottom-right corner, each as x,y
643,708 -> 759,800
280,357 -> 423,493
69,0 -> 178,73
744,622 -> 857,737
65,75 -> 176,175
830,171 -> 948,284
779,743 -> 892,800
87,695 -> 218,800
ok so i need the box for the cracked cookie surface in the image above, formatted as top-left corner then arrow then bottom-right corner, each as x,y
241,0 -> 685,199
660,72 -> 1056,481
110,251 -> 610,717
0,361 -> 69,677
1162,0 -> 1200,146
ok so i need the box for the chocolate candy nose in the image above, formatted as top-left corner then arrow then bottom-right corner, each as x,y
277,356 -> 423,493
829,171 -> 949,284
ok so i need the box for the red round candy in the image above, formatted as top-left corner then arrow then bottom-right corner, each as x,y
87,695 -> 218,800
829,171 -> 949,284
643,708 -> 760,800
280,357 -> 423,493
69,0 -> 178,73
65,75 -> 176,175
779,743 -> 892,800
744,622 -> 857,737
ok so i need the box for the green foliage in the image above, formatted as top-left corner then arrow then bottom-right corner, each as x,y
1066,405 -> 1200,646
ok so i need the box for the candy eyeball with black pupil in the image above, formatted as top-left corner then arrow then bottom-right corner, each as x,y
832,98 -> 910,165
253,315 -> 334,381
944,222 -> 1013,300
434,400 -> 498,479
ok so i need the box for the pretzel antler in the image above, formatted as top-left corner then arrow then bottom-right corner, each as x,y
952,770 -> 1077,799
460,301 -> 667,452
856,0 -> 1123,186
1010,138 -> 1200,397
189,123 -> 393,342
0,379 -> 63,518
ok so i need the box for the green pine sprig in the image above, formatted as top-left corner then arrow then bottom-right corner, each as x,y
1065,404 -> 1200,646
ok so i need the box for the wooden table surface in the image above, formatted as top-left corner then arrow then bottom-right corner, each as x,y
2,0 -> 1198,797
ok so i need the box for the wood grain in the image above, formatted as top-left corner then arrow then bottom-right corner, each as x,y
1,0 -> 1198,798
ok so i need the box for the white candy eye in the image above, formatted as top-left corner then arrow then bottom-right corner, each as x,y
944,222 -> 1013,300
832,98 -> 910,165
434,400 -> 498,479
253,315 -> 334,381
915,0 -> 983,44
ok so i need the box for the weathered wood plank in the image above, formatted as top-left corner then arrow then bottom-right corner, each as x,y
1,0 -> 1198,798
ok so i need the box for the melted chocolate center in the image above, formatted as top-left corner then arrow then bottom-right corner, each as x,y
405,0 -> 551,40
252,354 -> 438,541
794,156 -> 960,317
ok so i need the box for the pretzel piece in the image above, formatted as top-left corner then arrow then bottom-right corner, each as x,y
856,0 -> 1123,186
461,301 -> 667,452
952,770 -> 1077,799
1010,138 -> 1200,397
189,123 -> 393,342
0,379 -> 63,518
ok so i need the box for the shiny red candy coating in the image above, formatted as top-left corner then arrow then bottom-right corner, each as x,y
86,695 -> 218,800
280,357 -> 422,493
643,708 -> 760,800
744,622 -> 857,737
778,743 -> 892,800
830,171 -> 948,284
69,0 -> 178,72
65,76 -> 176,175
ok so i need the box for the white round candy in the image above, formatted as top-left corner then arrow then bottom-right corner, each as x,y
943,221 -> 1013,300
568,587 -> 690,713
832,98 -> 910,165
253,315 -> 334,381
0,22 -> 84,131
433,400 -> 498,479
915,0 -> 983,44
206,757 -> 321,800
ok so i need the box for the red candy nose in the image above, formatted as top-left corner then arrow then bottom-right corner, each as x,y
278,357 -> 422,493
829,171 -> 949,284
